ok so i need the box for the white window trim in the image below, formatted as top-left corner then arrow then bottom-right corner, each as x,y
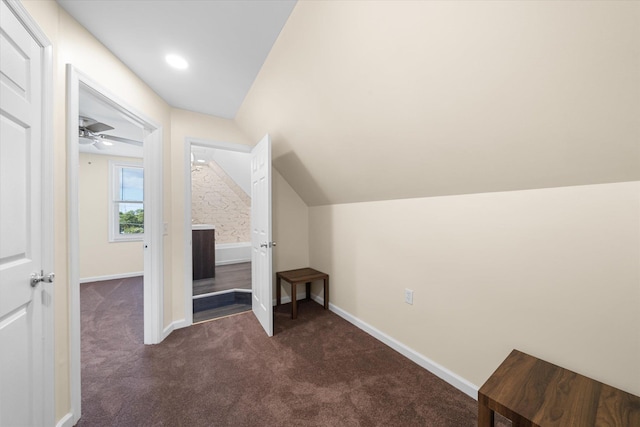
108,160 -> 144,242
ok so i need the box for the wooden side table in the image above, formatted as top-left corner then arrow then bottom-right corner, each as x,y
478,349 -> 640,426
276,268 -> 329,319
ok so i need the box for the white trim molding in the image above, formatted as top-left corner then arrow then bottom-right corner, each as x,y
183,137 -> 254,329
79,271 -> 144,284
273,293 -> 478,398
66,65 -> 165,425
194,288 -> 251,300
55,412 -> 74,427
216,242 -> 251,266
162,319 -> 191,340
108,159 -> 144,242
326,301 -> 479,399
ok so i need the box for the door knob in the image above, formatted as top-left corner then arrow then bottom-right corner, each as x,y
30,270 -> 55,287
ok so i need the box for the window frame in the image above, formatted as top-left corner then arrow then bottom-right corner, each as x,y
108,160 -> 144,242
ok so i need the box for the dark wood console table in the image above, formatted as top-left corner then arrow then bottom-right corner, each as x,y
192,229 -> 215,280
478,349 -> 640,426
276,268 -> 329,319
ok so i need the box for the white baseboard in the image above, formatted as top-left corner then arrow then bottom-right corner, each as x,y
56,412 -> 74,427
311,296 -> 479,400
79,271 -> 143,284
194,288 -> 251,300
162,318 -> 191,340
216,258 -> 250,266
216,242 -> 251,266
271,291 -> 478,399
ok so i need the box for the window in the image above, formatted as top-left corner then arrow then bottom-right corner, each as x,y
109,161 -> 144,242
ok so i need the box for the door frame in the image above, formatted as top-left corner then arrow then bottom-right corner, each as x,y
66,65 -> 164,424
3,1 -> 55,424
183,137 -> 252,326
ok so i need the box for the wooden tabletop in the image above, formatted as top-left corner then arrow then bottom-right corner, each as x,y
276,268 -> 328,283
478,349 -> 640,426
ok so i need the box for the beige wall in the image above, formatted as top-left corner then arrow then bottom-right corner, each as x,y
237,0 -> 640,397
273,169 -> 309,300
237,1 -> 640,206
170,108 -> 309,318
22,1 -> 173,421
20,3 -> 309,425
21,1 -> 637,425
78,153 -> 144,279
309,182 -> 640,395
170,108 -> 251,321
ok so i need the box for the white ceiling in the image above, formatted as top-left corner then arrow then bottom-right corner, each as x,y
57,0 -> 297,119
79,87 -> 145,158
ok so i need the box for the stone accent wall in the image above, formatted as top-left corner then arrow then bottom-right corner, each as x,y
191,160 -> 250,244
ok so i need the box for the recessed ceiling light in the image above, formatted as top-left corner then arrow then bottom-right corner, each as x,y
165,54 -> 188,70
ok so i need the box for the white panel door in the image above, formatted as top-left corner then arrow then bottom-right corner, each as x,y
0,1 -> 46,425
250,134 -> 273,337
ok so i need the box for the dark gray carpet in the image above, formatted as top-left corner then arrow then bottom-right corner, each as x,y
78,277 -> 510,426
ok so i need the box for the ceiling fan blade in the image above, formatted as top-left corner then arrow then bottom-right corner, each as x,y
99,134 -> 143,147
85,122 -> 114,133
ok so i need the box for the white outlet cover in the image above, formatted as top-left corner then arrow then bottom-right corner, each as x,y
404,288 -> 414,305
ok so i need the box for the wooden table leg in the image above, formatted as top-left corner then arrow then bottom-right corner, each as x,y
306,282 -> 311,300
276,276 -> 281,306
324,277 -> 329,309
291,282 -> 297,319
478,402 -> 494,427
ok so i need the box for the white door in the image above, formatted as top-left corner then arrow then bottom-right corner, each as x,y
0,1 -> 47,426
250,134 -> 273,336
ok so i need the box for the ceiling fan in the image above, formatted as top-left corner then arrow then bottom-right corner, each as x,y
78,116 -> 142,150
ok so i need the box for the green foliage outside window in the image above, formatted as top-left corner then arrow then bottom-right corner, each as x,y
119,208 -> 144,234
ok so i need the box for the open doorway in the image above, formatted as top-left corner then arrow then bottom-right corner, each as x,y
184,135 -> 273,335
77,86 -> 145,284
67,66 -> 164,424
187,141 -> 253,322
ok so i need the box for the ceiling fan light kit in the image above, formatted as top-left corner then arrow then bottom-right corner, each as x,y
78,116 -> 142,150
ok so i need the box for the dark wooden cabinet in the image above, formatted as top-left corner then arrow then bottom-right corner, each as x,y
192,229 -> 215,280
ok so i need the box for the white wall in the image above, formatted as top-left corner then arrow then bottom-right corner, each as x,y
210,149 -> 251,196
191,160 -> 251,244
309,182 -> 640,396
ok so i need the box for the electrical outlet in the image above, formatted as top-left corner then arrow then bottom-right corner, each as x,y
404,288 -> 414,305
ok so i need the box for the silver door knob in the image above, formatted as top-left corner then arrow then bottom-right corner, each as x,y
30,270 -> 55,287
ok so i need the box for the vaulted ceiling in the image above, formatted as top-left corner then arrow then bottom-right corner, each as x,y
236,1 -> 640,205
57,0 -> 296,119
59,1 -> 640,206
